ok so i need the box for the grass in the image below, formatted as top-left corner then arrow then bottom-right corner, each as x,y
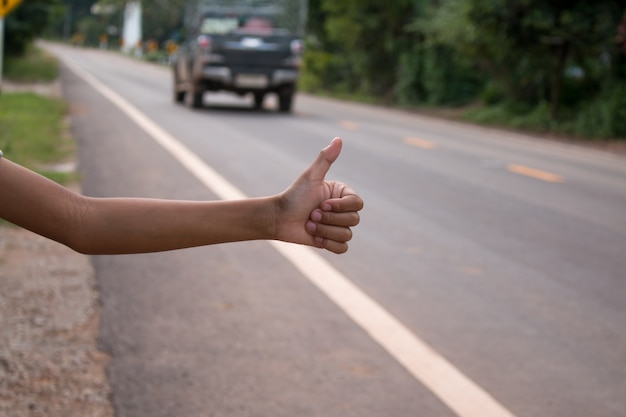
462,102 -> 555,132
1,44 -> 76,184
3,45 -> 59,83
1,45 -> 75,226
0,92 -> 76,182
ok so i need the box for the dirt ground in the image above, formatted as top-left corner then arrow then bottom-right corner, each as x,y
0,227 -> 114,417
0,80 -> 114,417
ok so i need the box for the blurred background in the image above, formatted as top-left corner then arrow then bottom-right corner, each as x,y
4,0 -> 626,140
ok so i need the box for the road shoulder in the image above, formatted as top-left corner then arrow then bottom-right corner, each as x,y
0,80 -> 114,417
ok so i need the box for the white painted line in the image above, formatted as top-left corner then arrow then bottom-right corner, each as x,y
62,56 -> 517,417
62,58 -> 245,201
271,242 -> 516,417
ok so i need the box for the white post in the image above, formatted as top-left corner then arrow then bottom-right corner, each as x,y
121,1 -> 142,54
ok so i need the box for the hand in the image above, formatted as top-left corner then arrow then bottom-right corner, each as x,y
275,137 -> 363,254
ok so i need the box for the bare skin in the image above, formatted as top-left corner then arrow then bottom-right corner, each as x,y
0,137 -> 363,255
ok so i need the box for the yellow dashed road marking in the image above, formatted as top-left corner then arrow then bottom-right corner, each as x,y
460,266 -> 484,277
404,137 -> 437,150
507,164 -> 564,183
340,120 -> 359,130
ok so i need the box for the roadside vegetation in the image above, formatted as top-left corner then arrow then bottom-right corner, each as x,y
4,0 -> 626,142
303,0 -> 626,140
0,47 -> 75,185
3,44 -> 59,83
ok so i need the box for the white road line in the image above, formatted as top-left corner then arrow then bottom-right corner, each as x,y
62,56 -> 517,417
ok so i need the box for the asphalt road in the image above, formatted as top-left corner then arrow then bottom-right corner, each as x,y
46,43 -> 626,417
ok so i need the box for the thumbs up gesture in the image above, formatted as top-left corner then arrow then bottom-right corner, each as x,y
276,137 -> 363,254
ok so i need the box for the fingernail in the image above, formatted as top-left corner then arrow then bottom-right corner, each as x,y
311,210 -> 322,222
306,221 -> 317,233
322,204 -> 332,211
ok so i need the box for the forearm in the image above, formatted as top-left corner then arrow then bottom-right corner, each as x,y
1,137 -> 362,255
1,156 -> 277,254
74,196 -> 277,254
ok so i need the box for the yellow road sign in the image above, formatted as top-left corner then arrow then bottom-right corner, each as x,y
0,0 -> 23,18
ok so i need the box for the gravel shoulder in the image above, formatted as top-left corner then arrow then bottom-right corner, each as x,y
0,80 -> 114,417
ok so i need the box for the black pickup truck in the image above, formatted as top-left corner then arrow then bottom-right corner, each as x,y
172,12 -> 304,112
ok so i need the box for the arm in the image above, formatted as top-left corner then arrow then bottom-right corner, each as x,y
0,138 -> 362,255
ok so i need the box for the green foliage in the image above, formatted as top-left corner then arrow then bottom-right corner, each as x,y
4,0 -> 63,56
573,82 -> 626,139
421,45 -> 484,105
461,0 -> 622,116
303,0 -> 626,139
463,81 -> 626,139
395,45 -> 424,106
318,0 -> 416,100
299,46 -> 332,92
5,0 -> 624,139
142,0 -> 186,43
43,0 -> 185,47
43,0 -> 100,44
463,101 -> 556,132
75,15 -> 105,46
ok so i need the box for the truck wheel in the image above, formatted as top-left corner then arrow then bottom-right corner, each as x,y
174,88 -> 185,104
253,92 -> 265,110
185,86 -> 203,109
278,91 -> 293,113
173,73 -> 185,103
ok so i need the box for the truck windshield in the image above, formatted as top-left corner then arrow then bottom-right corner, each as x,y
200,17 -> 239,34
200,15 -> 282,35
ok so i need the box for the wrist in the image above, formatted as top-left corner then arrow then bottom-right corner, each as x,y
267,194 -> 281,241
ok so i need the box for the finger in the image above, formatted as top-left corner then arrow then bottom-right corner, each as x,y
303,137 -> 342,182
317,238 -> 349,254
311,209 -> 360,227
306,221 -> 353,243
321,193 -> 364,214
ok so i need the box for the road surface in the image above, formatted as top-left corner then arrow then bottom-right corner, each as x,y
46,43 -> 626,417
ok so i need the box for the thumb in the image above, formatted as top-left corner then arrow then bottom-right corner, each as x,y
305,137 -> 342,181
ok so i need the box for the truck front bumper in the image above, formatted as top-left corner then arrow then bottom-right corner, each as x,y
202,67 -> 298,88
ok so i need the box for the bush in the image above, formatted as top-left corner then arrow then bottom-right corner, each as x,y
4,0 -> 61,57
395,47 -> 424,106
300,48 -> 333,92
395,44 -> 485,106
573,83 -> 626,139
463,101 -> 556,133
480,81 -> 507,105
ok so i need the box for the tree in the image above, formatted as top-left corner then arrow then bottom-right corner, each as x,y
306,0 -> 484,104
5,0 -> 63,56
318,0 -> 415,99
404,0 -> 486,105
460,0 -> 624,118
98,0 -> 186,44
